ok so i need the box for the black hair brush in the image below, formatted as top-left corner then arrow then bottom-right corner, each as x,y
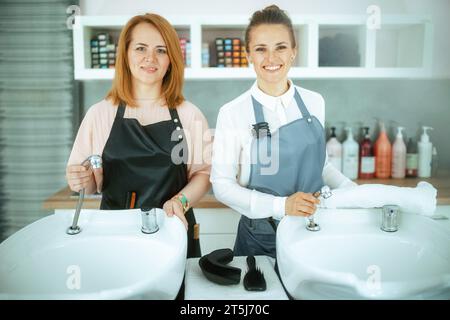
243,255 -> 266,291
198,248 -> 241,285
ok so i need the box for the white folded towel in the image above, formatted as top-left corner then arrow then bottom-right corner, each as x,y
320,181 -> 437,216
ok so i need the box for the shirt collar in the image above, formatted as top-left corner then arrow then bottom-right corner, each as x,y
250,79 -> 295,111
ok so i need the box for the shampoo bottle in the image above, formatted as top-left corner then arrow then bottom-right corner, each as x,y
375,122 -> 392,179
358,127 -> 375,179
418,126 -> 433,178
391,126 -> 406,178
342,127 -> 359,180
326,126 -> 343,172
406,138 -> 418,178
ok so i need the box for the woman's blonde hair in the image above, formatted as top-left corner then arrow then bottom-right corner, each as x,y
106,13 -> 185,108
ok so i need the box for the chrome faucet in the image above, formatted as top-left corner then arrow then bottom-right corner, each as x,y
141,208 -> 159,234
67,155 -> 102,235
381,205 -> 400,232
306,185 -> 332,232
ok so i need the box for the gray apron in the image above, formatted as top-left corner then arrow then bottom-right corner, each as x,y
233,88 -> 326,258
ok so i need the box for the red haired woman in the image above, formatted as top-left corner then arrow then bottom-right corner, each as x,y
66,13 -> 211,258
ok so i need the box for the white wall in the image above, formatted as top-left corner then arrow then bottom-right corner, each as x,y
80,0 -> 406,15
79,0 -> 450,77
403,0 -> 450,78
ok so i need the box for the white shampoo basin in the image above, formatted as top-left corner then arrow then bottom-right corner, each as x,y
276,209 -> 450,299
0,209 -> 187,299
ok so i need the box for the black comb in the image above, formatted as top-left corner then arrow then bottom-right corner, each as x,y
243,255 -> 266,291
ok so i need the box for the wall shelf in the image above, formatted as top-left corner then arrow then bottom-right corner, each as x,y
73,14 -> 433,80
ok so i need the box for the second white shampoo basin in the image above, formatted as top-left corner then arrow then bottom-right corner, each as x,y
276,209 -> 450,300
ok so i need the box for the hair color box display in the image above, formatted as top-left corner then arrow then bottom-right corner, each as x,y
90,33 -> 116,69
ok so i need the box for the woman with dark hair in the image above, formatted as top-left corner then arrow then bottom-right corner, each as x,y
66,13 -> 212,257
211,5 -> 356,258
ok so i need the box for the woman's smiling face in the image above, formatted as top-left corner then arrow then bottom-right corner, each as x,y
127,22 -> 170,87
247,23 -> 297,86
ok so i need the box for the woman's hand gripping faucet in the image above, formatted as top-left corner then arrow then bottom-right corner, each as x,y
66,155 -> 103,194
285,192 -> 321,217
284,186 -> 331,231
307,186 -> 332,231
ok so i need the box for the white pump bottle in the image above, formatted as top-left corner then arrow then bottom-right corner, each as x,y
342,127 -> 359,180
418,126 -> 433,178
391,126 -> 406,178
326,126 -> 343,172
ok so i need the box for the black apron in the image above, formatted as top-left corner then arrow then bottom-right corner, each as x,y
100,102 -> 200,258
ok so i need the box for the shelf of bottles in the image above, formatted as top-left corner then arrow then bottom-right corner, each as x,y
326,123 -> 438,181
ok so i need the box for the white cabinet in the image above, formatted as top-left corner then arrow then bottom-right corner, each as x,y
194,208 -> 240,255
73,14 -> 433,79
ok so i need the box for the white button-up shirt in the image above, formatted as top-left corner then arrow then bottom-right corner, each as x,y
210,80 -> 356,220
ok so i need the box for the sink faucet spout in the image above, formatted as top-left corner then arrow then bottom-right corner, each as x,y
306,185 -> 332,232
381,205 -> 400,232
67,155 -> 102,235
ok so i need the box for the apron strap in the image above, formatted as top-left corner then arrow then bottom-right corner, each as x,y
168,107 -> 185,143
251,87 -> 313,129
116,101 -> 126,119
251,96 -> 266,124
267,217 -> 278,232
293,89 -> 313,123
168,107 -> 183,129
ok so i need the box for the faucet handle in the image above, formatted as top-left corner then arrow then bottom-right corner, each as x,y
88,155 -> 102,169
81,155 -> 102,169
313,185 -> 332,199
320,186 -> 332,199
